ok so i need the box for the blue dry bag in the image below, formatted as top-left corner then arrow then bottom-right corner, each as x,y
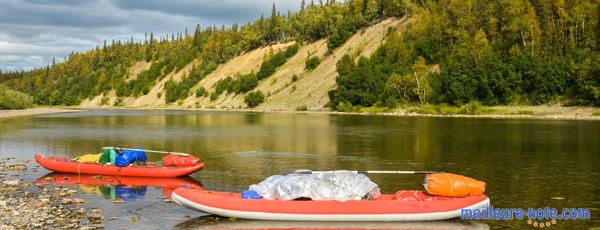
241,190 -> 262,199
115,148 -> 147,167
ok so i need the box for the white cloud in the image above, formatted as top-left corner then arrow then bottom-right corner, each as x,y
0,0 -> 301,71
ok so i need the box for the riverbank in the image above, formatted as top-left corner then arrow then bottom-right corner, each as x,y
73,104 -> 600,120
0,108 -> 80,119
3,105 -> 598,121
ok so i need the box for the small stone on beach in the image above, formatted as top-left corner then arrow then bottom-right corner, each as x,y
8,164 -> 27,171
61,198 -> 72,204
3,180 -> 20,186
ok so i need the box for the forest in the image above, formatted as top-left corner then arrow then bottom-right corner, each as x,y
329,0 -> 600,109
1,0 -> 599,109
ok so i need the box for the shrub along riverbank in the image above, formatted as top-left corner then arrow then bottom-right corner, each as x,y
0,85 -> 33,110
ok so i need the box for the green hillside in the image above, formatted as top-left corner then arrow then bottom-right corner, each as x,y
329,0 -> 600,109
1,0 -> 599,110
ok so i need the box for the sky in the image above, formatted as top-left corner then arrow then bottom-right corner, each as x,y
0,0 -> 302,72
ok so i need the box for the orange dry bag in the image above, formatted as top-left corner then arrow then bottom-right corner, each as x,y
162,154 -> 200,167
424,173 -> 486,197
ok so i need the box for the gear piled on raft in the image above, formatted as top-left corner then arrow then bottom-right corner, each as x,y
247,171 -> 380,201
75,148 -> 147,166
75,148 -> 200,167
245,171 -> 485,201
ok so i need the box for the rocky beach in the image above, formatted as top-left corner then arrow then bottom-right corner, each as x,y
0,158 -> 103,229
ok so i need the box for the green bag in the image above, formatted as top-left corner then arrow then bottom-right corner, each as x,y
99,149 -> 118,164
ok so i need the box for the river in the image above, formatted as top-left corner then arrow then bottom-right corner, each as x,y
0,109 -> 598,228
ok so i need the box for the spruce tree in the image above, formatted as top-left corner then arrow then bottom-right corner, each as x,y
145,32 -> 154,61
193,24 -> 202,48
269,3 -> 279,42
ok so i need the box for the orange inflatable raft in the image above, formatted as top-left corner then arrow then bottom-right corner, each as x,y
35,154 -> 204,177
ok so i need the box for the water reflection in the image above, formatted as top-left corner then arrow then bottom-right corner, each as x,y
35,173 -> 204,201
174,216 -> 489,230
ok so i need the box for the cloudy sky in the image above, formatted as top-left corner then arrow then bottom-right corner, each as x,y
0,0 -> 301,71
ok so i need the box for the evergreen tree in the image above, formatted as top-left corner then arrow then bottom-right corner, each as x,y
269,2 -> 279,42
143,32 -> 155,61
193,24 -> 202,48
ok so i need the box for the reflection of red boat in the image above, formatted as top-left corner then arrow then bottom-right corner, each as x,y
173,188 -> 489,221
34,154 -> 204,177
36,173 -> 204,198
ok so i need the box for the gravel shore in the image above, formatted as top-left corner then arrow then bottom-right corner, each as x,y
0,108 -> 80,119
0,158 -> 104,229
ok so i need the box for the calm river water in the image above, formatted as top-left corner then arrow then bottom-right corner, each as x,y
0,109 -> 598,229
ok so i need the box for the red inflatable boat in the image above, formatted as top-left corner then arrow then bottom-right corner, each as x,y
35,154 -> 204,177
172,188 -> 490,221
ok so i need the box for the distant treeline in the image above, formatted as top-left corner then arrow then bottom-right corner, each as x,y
1,0 -> 404,106
330,0 -> 600,110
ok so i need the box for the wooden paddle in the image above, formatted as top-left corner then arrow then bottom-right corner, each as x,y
102,147 -> 191,156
